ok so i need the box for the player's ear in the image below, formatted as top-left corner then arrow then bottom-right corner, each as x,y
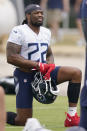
26,14 -> 31,20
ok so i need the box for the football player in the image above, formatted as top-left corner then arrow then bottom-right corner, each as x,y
6,4 -> 82,126
79,0 -> 87,130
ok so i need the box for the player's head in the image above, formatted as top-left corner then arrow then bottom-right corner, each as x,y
22,4 -> 44,27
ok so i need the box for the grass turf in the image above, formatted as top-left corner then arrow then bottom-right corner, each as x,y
5,95 -> 80,131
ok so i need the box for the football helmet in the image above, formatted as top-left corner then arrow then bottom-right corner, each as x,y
31,72 -> 59,104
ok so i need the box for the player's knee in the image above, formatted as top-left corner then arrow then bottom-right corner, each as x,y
75,68 -> 82,79
73,68 -> 82,81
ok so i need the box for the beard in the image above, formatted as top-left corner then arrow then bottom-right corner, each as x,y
30,19 -> 43,27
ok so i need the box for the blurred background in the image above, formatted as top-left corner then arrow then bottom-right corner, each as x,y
0,0 -> 85,95
0,0 -> 85,49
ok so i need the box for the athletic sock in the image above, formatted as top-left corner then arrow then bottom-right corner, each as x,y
68,107 -> 77,116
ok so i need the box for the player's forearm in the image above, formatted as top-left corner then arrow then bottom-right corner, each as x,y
7,54 -> 39,70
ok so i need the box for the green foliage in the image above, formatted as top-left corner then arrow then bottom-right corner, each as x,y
5,95 -> 80,131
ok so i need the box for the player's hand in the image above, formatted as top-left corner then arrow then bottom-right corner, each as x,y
43,64 -> 55,80
38,62 -> 49,74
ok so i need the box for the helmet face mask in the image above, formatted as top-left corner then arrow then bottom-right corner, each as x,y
31,72 -> 59,104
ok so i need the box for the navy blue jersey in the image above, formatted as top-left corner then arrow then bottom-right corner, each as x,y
47,0 -> 63,9
82,0 -> 87,18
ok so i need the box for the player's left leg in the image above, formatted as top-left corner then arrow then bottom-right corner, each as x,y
51,66 -> 82,127
7,69 -> 33,126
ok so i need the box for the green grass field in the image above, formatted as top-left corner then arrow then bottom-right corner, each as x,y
5,95 -> 80,131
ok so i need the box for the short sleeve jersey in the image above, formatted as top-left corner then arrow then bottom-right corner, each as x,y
7,24 -> 51,63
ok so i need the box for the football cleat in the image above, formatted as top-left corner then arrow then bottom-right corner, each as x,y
22,118 -> 52,131
64,112 -> 80,127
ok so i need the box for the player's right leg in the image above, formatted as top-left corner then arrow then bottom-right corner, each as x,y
58,66 -> 81,127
